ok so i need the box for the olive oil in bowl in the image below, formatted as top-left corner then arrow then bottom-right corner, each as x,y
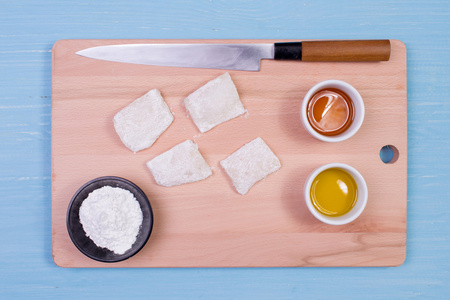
310,168 -> 358,217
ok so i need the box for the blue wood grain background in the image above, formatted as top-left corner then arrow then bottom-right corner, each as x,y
1,0 -> 449,298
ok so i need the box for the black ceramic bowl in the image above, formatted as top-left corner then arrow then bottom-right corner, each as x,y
66,176 -> 153,263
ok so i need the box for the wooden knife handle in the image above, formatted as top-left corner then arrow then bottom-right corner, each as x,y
302,40 -> 391,61
274,40 -> 391,62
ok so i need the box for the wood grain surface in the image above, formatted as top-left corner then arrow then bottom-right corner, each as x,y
51,39 -> 407,268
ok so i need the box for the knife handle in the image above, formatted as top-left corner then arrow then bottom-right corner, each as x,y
274,40 -> 391,62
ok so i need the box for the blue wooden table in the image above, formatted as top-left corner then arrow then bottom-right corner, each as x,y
1,0 -> 449,298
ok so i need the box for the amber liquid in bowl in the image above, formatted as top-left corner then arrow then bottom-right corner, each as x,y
307,88 -> 355,136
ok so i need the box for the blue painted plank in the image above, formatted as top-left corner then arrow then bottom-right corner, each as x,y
1,0 -> 450,298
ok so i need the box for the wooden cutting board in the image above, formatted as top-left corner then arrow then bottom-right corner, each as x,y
51,39 -> 407,267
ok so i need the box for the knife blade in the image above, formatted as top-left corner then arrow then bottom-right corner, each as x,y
76,40 -> 391,71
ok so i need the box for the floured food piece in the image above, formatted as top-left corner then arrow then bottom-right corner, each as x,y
220,137 -> 281,195
146,140 -> 212,187
114,89 -> 174,153
184,72 -> 245,133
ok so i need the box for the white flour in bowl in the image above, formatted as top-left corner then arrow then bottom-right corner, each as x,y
79,186 -> 143,255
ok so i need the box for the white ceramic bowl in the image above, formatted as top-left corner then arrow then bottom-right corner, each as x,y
304,163 -> 368,225
301,80 -> 364,142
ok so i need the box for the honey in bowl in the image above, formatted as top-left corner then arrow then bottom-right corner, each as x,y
307,88 -> 354,136
310,168 -> 358,217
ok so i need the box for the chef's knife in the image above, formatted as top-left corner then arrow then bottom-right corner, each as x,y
76,40 -> 391,71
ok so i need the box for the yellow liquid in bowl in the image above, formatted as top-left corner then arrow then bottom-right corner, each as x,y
310,168 -> 358,217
